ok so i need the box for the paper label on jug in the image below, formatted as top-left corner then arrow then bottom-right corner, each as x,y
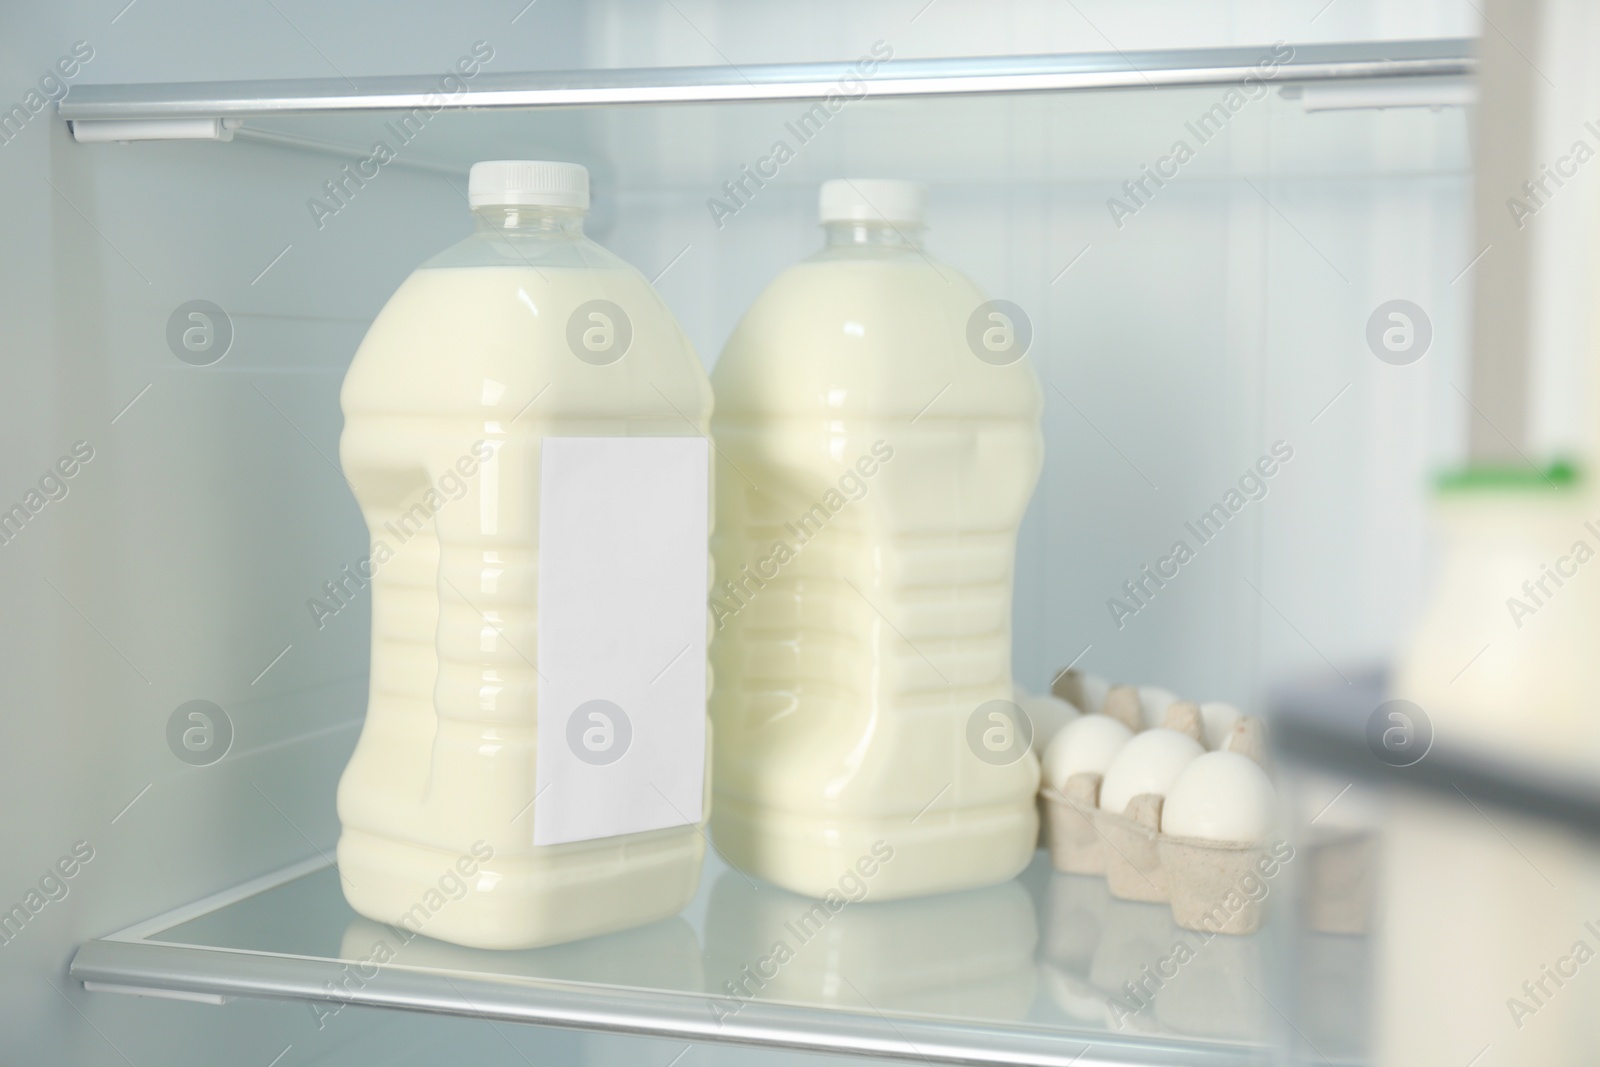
533,436 -> 709,846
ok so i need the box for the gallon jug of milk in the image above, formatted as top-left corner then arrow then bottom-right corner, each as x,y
336,161 -> 714,949
709,179 -> 1043,900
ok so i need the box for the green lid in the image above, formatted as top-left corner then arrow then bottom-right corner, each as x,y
1435,459 -> 1581,492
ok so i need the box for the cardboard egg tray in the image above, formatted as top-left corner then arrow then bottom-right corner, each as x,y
1040,675 -> 1277,935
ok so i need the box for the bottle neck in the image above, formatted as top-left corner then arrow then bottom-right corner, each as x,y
823,220 -> 923,250
472,204 -> 586,236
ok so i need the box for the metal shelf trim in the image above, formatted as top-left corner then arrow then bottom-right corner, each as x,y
70,937 -> 1255,1067
59,39 -> 1474,121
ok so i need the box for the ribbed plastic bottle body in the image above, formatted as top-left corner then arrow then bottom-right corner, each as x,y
335,209 -> 713,948
710,233 -> 1043,900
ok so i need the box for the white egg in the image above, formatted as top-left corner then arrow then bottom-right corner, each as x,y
1042,714 -> 1133,792
1138,686 -> 1180,728
1098,728 -> 1204,814
1199,701 -> 1243,750
1022,693 -> 1080,754
1161,751 -> 1277,843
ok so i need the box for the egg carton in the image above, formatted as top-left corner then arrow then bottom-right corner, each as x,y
1039,775 -> 1103,875
1039,676 -> 1276,936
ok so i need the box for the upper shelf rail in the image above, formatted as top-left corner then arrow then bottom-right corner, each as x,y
60,39 -> 1474,121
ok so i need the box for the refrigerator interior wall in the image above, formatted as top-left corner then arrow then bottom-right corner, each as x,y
2,0 -> 1476,1064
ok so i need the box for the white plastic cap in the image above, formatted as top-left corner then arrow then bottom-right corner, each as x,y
819,179 -> 927,225
468,160 -> 589,210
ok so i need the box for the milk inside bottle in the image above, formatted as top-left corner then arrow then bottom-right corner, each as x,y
336,161 -> 714,949
710,179 -> 1044,900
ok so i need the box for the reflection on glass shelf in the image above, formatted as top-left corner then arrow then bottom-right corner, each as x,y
1040,873 -> 1272,1041
704,867 -> 1039,1022
339,914 -> 705,994
149,861 -> 707,996
72,847 -> 1334,1066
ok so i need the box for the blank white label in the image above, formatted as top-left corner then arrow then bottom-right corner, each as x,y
533,436 -> 709,847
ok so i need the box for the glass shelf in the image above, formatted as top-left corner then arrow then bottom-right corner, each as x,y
57,39 -> 1473,137
70,846 -> 1337,1066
